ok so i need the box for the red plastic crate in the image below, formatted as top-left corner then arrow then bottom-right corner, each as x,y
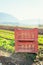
15,28 -> 38,53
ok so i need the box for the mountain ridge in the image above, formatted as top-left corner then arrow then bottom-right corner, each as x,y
0,12 -> 19,26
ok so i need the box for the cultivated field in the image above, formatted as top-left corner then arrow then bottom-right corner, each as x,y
0,29 -> 43,53
0,26 -> 43,65
0,29 -> 15,53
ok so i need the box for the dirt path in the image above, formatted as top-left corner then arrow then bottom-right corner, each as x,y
0,50 -> 26,65
0,50 -> 15,65
0,50 -> 36,65
0,50 -> 12,57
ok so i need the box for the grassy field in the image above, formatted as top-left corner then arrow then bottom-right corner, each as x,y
0,30 -> 15,52
0,29 -> 43,53
0,30 -> 14,40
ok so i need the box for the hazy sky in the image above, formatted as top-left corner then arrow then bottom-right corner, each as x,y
0,0 -> 43,20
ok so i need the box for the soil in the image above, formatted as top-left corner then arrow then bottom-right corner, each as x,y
0,50 -> 34,65
0,50 -> 43,65
0,50 -> 15,65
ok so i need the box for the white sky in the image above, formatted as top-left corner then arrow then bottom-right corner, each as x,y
0,0 -> 43,20
0,0 -> 43,25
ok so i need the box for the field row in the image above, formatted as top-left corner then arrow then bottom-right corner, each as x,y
0,37 -> 15,52
38,35 -> 43,44
0,30 -> 15,40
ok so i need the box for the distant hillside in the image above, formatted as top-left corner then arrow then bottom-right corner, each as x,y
0,12 -> 19,25
0,12 -> 43,27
